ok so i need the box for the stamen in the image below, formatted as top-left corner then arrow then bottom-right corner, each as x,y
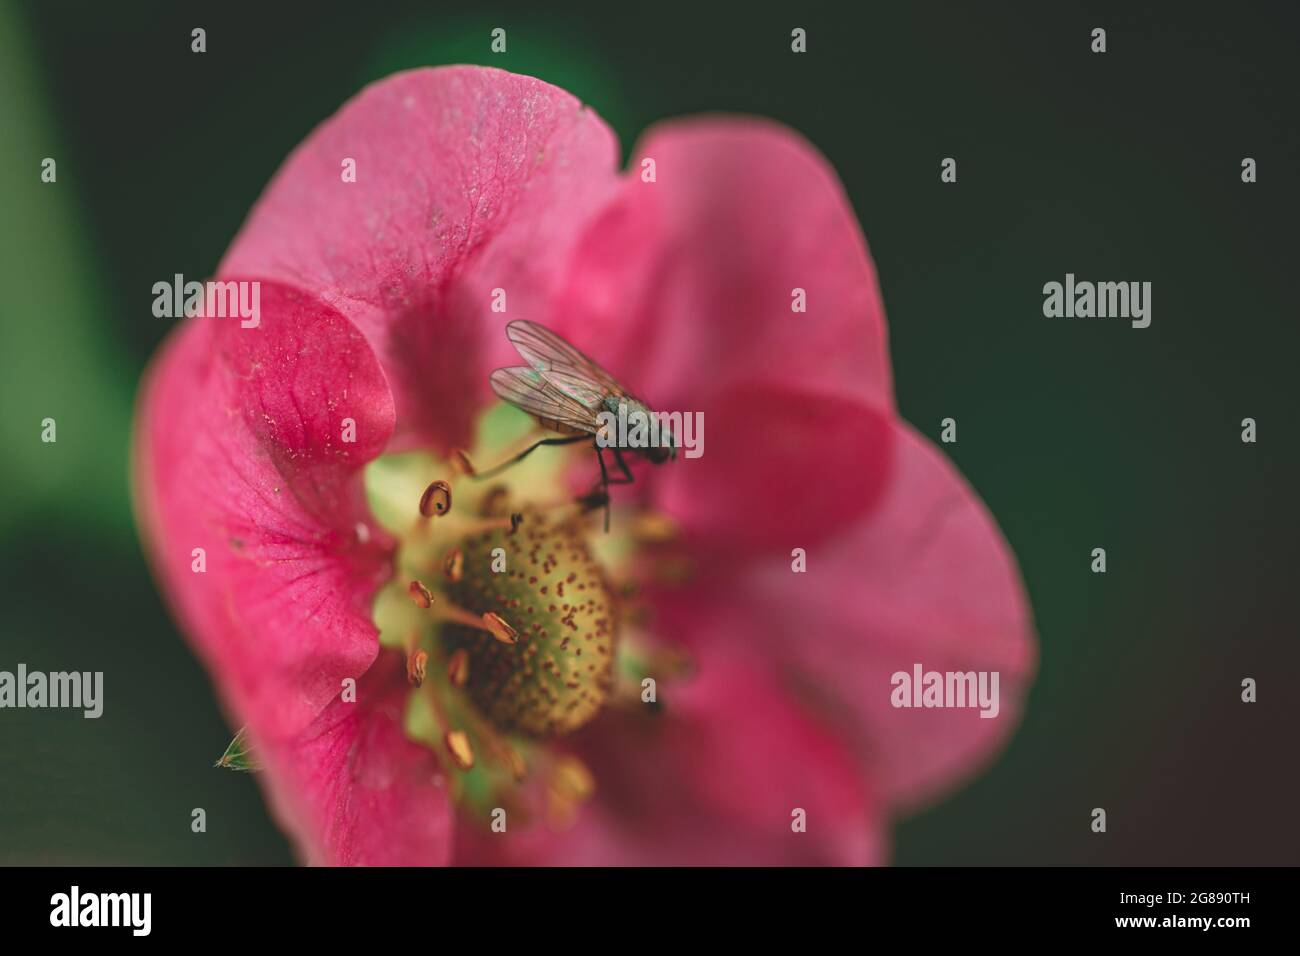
545,754 -> 596,828
444,730 -> 475,771
408,579 -> 434,609
450,449 -> 477,477
406,648 -> 428,687
452,513 -> 523,538
452,704 -> 528,780
482,611 -> 519,645
448,647 -> 470,688
419,480 -> 452,518
505,746 -> 527,782
418,672 -> 450,726
630,512 -> 678,544
550,755 -> 595,802
430,597 -> 518,645
480,485 -> 510,517
443,547 -> 464,582
532,491 -> 605,524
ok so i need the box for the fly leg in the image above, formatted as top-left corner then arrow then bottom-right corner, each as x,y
594,445 -> 613,532
611,447 -> 635,484
474,434 -> 589,480
589,446 -> 636,532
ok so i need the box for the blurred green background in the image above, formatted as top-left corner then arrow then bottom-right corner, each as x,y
2,0 -> 1296,864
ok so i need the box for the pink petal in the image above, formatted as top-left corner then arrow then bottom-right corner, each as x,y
257,650 -> 453,866
136,283 -> 454,863
540,118 -> 897,553
549,117 -> 893,413
645,381 -> 895,556
455,638 -> 883,866
220,66 -> 621,453
134,281 -> 395,743
727,421 -> 1037,809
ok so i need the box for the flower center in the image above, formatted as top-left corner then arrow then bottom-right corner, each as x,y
364,403 -> 677,827
442,506 -> 615,737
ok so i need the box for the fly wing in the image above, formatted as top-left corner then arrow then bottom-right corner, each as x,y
489,366 -> 600,434
505,320 -> 623,409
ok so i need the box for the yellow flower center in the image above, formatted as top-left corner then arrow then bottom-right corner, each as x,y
365,403 -> 671,827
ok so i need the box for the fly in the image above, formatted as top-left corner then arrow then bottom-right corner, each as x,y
476,320 -> 677,530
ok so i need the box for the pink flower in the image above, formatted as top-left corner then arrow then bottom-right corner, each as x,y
133,66 -> 1035,866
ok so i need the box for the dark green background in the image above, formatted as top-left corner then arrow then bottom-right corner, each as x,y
2,0 -> 1296,865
